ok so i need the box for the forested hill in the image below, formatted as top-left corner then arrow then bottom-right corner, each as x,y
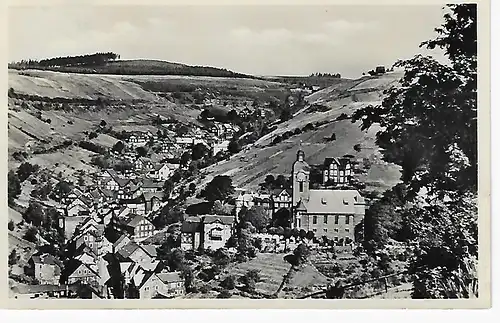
8,52 -> 255,79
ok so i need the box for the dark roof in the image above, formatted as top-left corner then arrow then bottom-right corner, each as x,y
157,271 -> 183,284
119,194 -> 146,205
181,216 -> 202,233
126,214 -> 150,228
117,241 -> 140,259
202,215 -> 235,226
140,179 -> 163,189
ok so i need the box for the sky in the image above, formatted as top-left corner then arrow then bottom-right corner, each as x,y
8,5 -> 448,78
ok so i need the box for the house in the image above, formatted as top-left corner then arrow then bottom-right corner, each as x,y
118,193 -> 160,216
291,150 -> 366,244
29,254 -> 63,285
123,214 -> 156,242
149,163 -> 179,181
100,169 -> 131,191
138,179 -> 164,193
75,231 -> 100,256
61,187 -> 84,205
322,157 -> 353,186
65,196 -> 92,217
213,140 -> 230,156
235,191 -> 273,218
181,215 -> 235,251
270,188 -> 293,215
10,284 -> 77,299
60,216 -> 88,241
136,271 -> 184,299
113,235 -> 132,253
135,157 -> 154,172
117,242 -> 159,272
126,131 -> 152,147
65,259 -> 100,285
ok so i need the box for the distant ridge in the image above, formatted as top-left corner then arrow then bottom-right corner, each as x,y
9,54 -> 256,79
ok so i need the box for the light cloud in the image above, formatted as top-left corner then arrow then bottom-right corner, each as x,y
8,5 -> 447,78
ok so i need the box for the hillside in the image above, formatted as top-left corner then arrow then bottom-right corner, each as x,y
201,72 -> 404,194
9,58 -> 254,78
8,68 -> 403,196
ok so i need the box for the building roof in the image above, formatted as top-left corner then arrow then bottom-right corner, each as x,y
116,241 -> 141,259
66,259 -> 99,278
140,179 -> 164,189
157,271 -> 183,284
271,188 -> 292,197
141,245 -> 157,258
202,215 -> 235,226
113,234 -> 131,251
301,189 -> 365,215
126,214 -> 150,228
181,216 -> 202,233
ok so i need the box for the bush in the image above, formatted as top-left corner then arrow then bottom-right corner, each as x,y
8,220 -> 15,231
23,226 -> 38,243
220,275 -> 236,290
217,290 -> 233,299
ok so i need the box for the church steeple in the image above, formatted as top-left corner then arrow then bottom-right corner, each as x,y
292,150 -> 310,205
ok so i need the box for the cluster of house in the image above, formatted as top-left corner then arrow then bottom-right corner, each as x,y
26,214 -> 185,299
121,120 -> 239,159
17,146 -> 366,299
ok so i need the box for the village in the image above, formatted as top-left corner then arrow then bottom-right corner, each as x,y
8,98 -> 377,299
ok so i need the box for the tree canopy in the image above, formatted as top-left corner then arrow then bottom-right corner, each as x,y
202,175 -> 235,203
352,4 -> 478,298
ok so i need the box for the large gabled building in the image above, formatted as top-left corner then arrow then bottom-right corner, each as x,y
291,150 -> 366,244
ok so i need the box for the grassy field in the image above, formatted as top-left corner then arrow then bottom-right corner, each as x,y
223,253 -> 329,296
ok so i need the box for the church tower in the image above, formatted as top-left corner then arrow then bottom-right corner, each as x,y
292,150 -> 311,205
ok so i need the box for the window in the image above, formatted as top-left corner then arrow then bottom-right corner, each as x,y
345,228 -> 350,232
345,216 -> 350,225
312,216 -> 317,224
155,285 -> 159,290
335,215 -> 339,224
313,228 -> 317,232
334,228 -> 339,233
299,182 -> 304,193
323,228 -> 328,233
145,287 -> 149,291
324,215 -> 328,224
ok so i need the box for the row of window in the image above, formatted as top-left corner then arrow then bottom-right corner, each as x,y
324,170 -> 351,177
324,176 -> 349,183
328,163 -> 351,170
312,215 -> 351,225
312,228 -> 350,233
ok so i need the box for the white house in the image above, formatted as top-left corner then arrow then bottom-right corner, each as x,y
149,163 -> 179,181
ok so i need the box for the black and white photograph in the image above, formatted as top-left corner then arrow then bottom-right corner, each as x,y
4,1 -> 489,308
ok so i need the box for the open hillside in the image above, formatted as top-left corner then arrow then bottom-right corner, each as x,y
8,67 -> 403,196
201,72 -> 404,194
7,68 -> 290,178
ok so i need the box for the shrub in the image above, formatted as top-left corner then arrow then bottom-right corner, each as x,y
217,290 -> 232,298
8,220 -> 15,231
23,226 -> 38,243
220,275 -> 236,290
